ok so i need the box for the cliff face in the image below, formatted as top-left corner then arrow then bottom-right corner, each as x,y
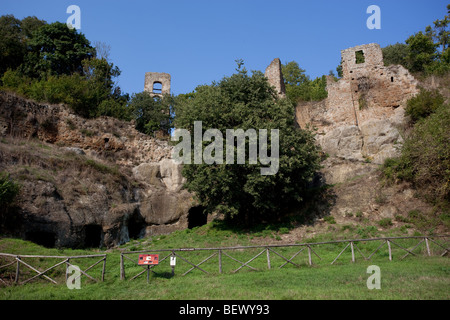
0,91 -> 196,248
294,44 -> 438,229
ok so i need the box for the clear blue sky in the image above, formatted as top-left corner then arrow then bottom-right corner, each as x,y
1,1 -> 447,96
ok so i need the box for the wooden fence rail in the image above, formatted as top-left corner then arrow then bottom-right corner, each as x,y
0,253 -> 107,286
119,235 -> 449,281
1,235 -> 448,285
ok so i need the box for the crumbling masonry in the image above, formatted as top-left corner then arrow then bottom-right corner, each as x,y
295,43 -> 419,165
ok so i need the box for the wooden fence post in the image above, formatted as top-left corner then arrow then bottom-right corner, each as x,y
266,248 -> 271,270
307,246 -> 312,266
15,257 -> 20,283
218,249 -> 222,274
101,256 -> 106,282
387,240 -> 392,261
425,237 -> 431,256
350,242 -> 355,263
120,253 -> 125,280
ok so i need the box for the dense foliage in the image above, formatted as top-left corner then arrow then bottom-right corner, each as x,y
174,63 -> 321,224
0,16 -> 129,120
128,92 -> 174,136
405,88 -> 445,123
383,90 -> 450,206
281,61 -> 328,105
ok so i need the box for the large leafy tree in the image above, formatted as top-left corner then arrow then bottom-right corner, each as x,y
21,21 -> 94,78
0,15 -> 46,75
174,62 -> 321,224
405,31 -> 438,73
128,92 -> 174,136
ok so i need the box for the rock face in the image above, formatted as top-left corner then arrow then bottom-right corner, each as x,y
0,91 -> 195,248
296,43 -> 418,167
294,44 -> 437,229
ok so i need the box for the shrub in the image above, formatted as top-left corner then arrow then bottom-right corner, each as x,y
323,216 -> 336,224
0,171 -> 20,208
383,92 -> 449,206
377,218 -> 393,228
405,88 -> 444,123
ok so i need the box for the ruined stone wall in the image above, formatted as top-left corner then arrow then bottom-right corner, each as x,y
265,58 -> 286,98
296,43 -> 419,165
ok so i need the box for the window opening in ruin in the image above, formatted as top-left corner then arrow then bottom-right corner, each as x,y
355,50 -> 365,64
84,225 -> 102,248
152,82 -> 162,94
187,206 -> 207,229
25,231 -> 56,248
391,77 -> 394,82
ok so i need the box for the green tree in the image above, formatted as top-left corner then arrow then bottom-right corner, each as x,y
0,15 -> 24,75
21,22 -> 94,78
405,31 -> 438,73
432,4 -> 450,53
128,92 -> 173,136
281,61 -> 327,104
0,15 -> 45,75
174,62 -> 321,224
382,43 -> 409,67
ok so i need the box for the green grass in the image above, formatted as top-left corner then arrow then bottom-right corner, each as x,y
0,224 -> 449,300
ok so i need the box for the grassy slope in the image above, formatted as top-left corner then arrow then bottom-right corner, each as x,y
0,222 -> 449,300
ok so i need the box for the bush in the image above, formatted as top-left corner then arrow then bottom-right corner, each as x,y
405,88 -> 445,123
383,100 -> 450,205
0,171 -> 20,208
377,218 -> 393,228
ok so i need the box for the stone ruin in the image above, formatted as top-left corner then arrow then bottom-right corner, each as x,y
264,58 -> 286,98
144,72 -> 171,96
295,43 -> 419,168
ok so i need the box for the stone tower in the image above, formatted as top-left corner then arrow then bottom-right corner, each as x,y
144,72 -> 171,96
264,58 -> 286,98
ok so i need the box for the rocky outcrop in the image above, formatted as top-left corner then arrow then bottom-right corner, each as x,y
0,91 -> 195,248
294,44 -> 438,229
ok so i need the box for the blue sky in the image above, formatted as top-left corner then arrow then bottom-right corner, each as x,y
1,1 -> 447,96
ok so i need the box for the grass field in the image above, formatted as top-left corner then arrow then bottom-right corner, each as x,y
0,222 -> 449,300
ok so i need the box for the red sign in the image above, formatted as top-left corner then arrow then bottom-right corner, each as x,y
138,254 -> 159,265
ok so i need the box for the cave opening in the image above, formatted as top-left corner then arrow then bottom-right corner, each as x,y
188,206 -> 207,229
128,212 -> 146,240
84,225 -> 102,248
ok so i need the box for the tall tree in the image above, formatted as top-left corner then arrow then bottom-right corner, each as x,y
405,31 -> 438,72
174,62 -> 321,224
21,22 -> 94,78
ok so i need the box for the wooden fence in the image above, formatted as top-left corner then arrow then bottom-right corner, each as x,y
1,235 -> 448,285
0,252 -> 107,286
119,235 -> 449,281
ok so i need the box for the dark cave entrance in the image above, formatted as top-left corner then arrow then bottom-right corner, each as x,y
84,225 -> 102,248
187,206 -> 207,229
25,231 -> 56,248
128,212 -> 146,240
